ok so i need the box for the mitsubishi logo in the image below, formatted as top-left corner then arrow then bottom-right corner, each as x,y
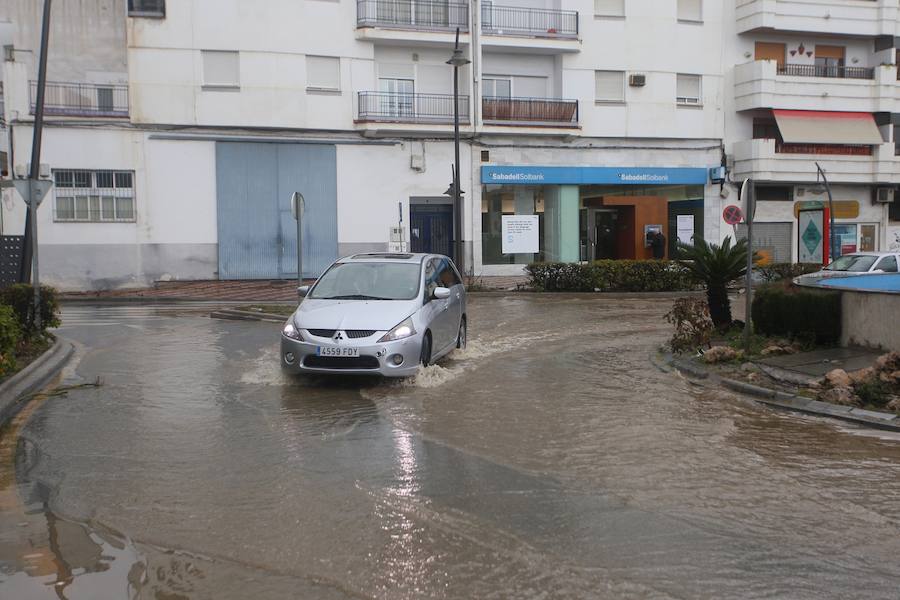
333,331 -> 344,342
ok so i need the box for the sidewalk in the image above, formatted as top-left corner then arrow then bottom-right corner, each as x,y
59,276 -> 530,302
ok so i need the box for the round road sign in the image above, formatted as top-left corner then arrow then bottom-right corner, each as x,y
723,205 -> 743,225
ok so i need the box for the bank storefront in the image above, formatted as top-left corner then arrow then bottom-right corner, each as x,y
479,166 -> 710,270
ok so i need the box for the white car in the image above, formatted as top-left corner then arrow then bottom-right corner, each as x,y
801,252 -> 900,280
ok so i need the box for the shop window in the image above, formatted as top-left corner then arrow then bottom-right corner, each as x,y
595,71 -> 625,103
202,50 -> 240,89
306,56 -> 341,92
482,186 -> 545,265
595,0 -> 624,17
677,0 -> 702,23
833,224 -> 859,255
676,74 -> 701,105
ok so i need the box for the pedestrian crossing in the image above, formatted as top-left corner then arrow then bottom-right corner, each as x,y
56,303 -> 229,329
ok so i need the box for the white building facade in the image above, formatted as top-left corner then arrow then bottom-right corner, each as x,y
0,0 -> 896,290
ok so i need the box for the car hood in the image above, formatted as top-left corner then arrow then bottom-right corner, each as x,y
294,298 -> 420,331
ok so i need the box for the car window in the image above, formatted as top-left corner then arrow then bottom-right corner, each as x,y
876,256 -> 898,273
437,258 -> 461,288
424,259 -> 441,300
825,255 -> 878,272
309,262 -> 421,300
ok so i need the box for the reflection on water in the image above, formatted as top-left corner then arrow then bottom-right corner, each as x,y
3,299 -> 900,599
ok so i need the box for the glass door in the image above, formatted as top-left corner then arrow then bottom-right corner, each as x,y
379,78 -> 414,119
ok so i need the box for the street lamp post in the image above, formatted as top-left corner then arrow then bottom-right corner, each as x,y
815,162 -> 838,262
446,28 -> 470,268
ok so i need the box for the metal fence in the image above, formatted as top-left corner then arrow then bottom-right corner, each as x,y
481,4 -> 577,37
30,81 -> 129,117
482,96 -> 578,125
0,236 -> 23,289
777,64 -> 874,80
357,0 -> 469,30
776,142 -> 873,156
358,92 -> 470,124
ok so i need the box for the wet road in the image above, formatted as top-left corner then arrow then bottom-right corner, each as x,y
3,297 -> 900,599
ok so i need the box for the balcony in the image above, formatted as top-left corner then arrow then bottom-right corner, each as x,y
732,138 -> 900,184
356,91 -> 469,128
481,4 -> 577,38
356,0 -> 468,44
734,60 -> 898,113
736,0 -> 900,36
30,81 -> 129,118
482,96 -> 578,127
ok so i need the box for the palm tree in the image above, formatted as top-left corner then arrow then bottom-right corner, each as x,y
677,236 -> 754,329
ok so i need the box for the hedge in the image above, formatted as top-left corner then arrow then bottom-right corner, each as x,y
756,262 -> 821,283
0,284 -> 60,338
751,282 -> 841,344
0,305 -> 21,378
526,260 -> 695,293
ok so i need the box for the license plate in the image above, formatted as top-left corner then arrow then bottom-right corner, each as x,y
317,346 -> 360,357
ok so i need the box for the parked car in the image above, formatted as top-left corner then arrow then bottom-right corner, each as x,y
281,253 -> 467,377
797,252 -> 900,282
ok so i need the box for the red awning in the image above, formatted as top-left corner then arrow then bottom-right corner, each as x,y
773,110 -> 884,145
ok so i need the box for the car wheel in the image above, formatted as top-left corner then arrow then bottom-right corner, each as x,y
420,332 -> 432,367
456,317 -> 467,349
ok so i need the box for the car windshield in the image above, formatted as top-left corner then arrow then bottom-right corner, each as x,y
824,255 -> 878,272
309,262 -> 421,300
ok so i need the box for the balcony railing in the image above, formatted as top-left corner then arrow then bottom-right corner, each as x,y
777,64 -> 874,80
481,4 -> 577,38
30,81 -> 129,117
357,0 -> 469,31
775,142 -> 873,156
357,91 -> 470,124
482,96 -> 578,126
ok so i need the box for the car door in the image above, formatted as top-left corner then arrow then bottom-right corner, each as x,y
422,257 -> 452,350
438,258 -> 464,344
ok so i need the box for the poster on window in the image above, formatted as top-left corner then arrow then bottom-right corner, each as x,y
676,215 -> 694,245
501,215 -> 540,254
833,223 -> 858,256
798,209 -> 824,264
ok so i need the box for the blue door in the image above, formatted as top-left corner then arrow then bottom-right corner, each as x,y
410,204 -> 453,259
217,143 -> 337,279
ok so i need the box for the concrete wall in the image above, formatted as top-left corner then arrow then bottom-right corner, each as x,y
842,290 -> 900,352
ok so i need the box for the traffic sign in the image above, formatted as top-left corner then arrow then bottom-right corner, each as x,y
723,204 -> 743,225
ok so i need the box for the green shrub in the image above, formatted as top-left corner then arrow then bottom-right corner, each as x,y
757,262 -> 821,283
0,284 -> 61,337
751,282 -> 841,344
526,260 -> 694,293
0,305 -> 22,378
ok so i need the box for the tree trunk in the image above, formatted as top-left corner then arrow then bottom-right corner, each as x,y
707,284 -> 732,329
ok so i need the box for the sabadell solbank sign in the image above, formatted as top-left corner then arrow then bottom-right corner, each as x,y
481,166 -> 709,186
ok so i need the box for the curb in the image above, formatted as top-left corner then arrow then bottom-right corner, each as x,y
210,308 -> 286,323
0,336 -> 75,427
665,353 -> 900,432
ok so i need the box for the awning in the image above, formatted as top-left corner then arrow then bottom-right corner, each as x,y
773,110 -> 884,145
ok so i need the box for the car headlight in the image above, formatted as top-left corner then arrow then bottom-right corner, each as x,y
378,317 -> 416,343
282,319 -> 303,341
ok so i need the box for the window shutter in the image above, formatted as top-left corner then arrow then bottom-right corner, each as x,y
306,56 -> 341,90
677,0 -> 701,21
202,51 -> 240,87
594,71 -> 624,102
594,0 -> 624,16
676,74 -> 701,102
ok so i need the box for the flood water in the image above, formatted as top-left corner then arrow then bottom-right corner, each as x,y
2,296 -> 900,599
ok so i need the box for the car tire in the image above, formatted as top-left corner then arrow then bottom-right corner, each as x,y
420,332 -> 432,367
456,317 -> 467,349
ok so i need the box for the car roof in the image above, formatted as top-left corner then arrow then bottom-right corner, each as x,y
840,252 -> 898,257
339,252 -> 446,264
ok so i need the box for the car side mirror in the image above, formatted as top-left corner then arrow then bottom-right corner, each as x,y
297,285 -> 310,297
433,287 -> 451,300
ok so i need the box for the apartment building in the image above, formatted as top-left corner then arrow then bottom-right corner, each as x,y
726,0 -> 900,261
0,0 -> 896,290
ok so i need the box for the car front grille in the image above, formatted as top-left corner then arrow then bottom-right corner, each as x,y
306,329 -> 377,339
303,355 -> 380,370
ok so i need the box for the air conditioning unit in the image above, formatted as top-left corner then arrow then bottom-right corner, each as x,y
874,187 -> 895,204
628,74 -> 646,87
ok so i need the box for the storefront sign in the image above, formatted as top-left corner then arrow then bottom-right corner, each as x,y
798,209 -> 824,264
793,200 -> 859,220
677,215 -> 695,245
501,215 -> 540,254
481,166 -> 710,186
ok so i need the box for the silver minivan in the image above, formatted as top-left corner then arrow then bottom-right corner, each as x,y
281,253 -> 467,377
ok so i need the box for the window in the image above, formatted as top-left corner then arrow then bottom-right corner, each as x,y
378,78 -> 414,117
306,56 -> 341,92
890,196 -> 900,222
128,0 -> 165,17
595,70 -> 625,103
677,0 -> 702,22
594,0 -> 624,17
814,45 -> 845,77
676,74 -> 701,105
876,256 -> 898,273
437,258 -> 462,287
483,77 -> 511,98
202,50 -> 240,89
755,186 -> 793,202
53,170 -> 136,223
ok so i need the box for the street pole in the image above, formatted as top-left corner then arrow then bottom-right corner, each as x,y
292,192 -> 304,290
20,0 -> 52,286
447,28 -> 470,268
816,162 -> 838,262
743,179 -> 754,353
